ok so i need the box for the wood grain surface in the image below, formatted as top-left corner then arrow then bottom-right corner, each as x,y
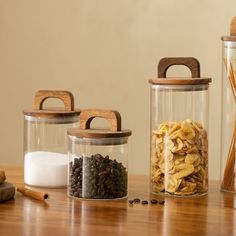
0,166 -> 235,236
231,16 -> 236,36
34,90 -> 74,111
157,57 -> 200,78
68,109 -> 132,139
80,109 -> 122,131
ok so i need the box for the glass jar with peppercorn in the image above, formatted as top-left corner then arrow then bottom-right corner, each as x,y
67,109 -> 132,200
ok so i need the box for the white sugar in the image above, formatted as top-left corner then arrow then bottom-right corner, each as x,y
24,151 -> 68,187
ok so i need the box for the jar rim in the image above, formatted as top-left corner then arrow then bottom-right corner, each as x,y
68,136 -> 129,145
23,107 -> 81,118
67,127 -> 132,139
221,36 -> 236,41
149,78 -> 211,85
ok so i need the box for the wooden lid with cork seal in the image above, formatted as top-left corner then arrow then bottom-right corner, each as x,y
149,57 -> 211,91
23,90 -> 81,119
222,16 -> 236,41
67,109 -> 132,145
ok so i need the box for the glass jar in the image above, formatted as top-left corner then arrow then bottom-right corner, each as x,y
23,90 -> 80,188
149,57 -> 211,196
67,109 -> 132,200
221,17 -> 236,193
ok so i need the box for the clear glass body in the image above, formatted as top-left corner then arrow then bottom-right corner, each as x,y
68,136 -> 128,200
220,41 -> 236,192
24,115 -> 79,188
150,83 -> 209,196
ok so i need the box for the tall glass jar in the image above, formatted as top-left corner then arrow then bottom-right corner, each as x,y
67,109 -> 132,200
221,17 -> 236,193
149,57 -> 211,196
23,90 -> 80,188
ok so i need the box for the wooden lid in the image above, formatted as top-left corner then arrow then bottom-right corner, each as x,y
67,109 -> 132,139
222,16 -> 236,41
149,78 -> 212,85
149,57 -> 211,87
23,90 -> 81,118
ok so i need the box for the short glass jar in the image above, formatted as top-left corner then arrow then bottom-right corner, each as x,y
149,57 -> 211,196
23,90 -> 80,188
67,109 -> 132,200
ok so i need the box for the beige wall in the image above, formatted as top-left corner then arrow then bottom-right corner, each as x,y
0,0 -> 234,180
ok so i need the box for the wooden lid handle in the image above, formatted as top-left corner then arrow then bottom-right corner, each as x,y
80,109 -> 121,132
34,90 -> 74,111
158,57 -> 200,78
231,16 -> 236,36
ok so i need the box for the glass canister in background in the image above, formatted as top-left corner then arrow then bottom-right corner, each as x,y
23,90 -> 80,188
221,17 -> 236,193
149,57 -> 211,196
67,109 -> 132,200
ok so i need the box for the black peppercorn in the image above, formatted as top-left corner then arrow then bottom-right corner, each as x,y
159,200 -> 165,205
69,154 -> 127,199
129,200 -> 134,205
150,199 -> 158,204
133,198 -> 141,203
141,200 -> 148,205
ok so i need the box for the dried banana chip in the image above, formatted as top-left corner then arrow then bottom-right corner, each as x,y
173,164 -> 194,179
152,184 -> 164,193
185,153 -> 200,165
174,163 -> 192,171
192,122 -> 202,133
168,122 -> 181,135
155,137 -> 163,146
171,138 -> 184,153
186,139 -> 196,145
167,139 -> 175,150
174,158 -> 185,166
178,121 -> 196,140
151,119 -> 208,195
166,176 -> 182,193
186,146 -> 198,154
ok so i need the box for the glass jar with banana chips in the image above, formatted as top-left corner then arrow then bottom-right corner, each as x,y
149,57 -> 211,196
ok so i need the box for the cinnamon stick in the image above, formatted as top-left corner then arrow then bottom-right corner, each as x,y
222,60 -> 236,191
223,59 -> 236,102
221,121 -> 236,191
17,187 -> 49,201
230,63 -> 236,92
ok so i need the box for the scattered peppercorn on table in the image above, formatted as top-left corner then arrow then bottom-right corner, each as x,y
0,165 -> 235,235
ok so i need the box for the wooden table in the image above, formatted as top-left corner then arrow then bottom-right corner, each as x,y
0,166 -> 235,236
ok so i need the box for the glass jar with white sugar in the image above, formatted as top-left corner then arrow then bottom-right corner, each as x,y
23,90 -> 80,188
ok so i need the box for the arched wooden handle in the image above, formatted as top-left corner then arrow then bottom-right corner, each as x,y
231,16 -> 236,36
80,109 -> 121,132
158,57 -> 200,78
34,90 -> 74,111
